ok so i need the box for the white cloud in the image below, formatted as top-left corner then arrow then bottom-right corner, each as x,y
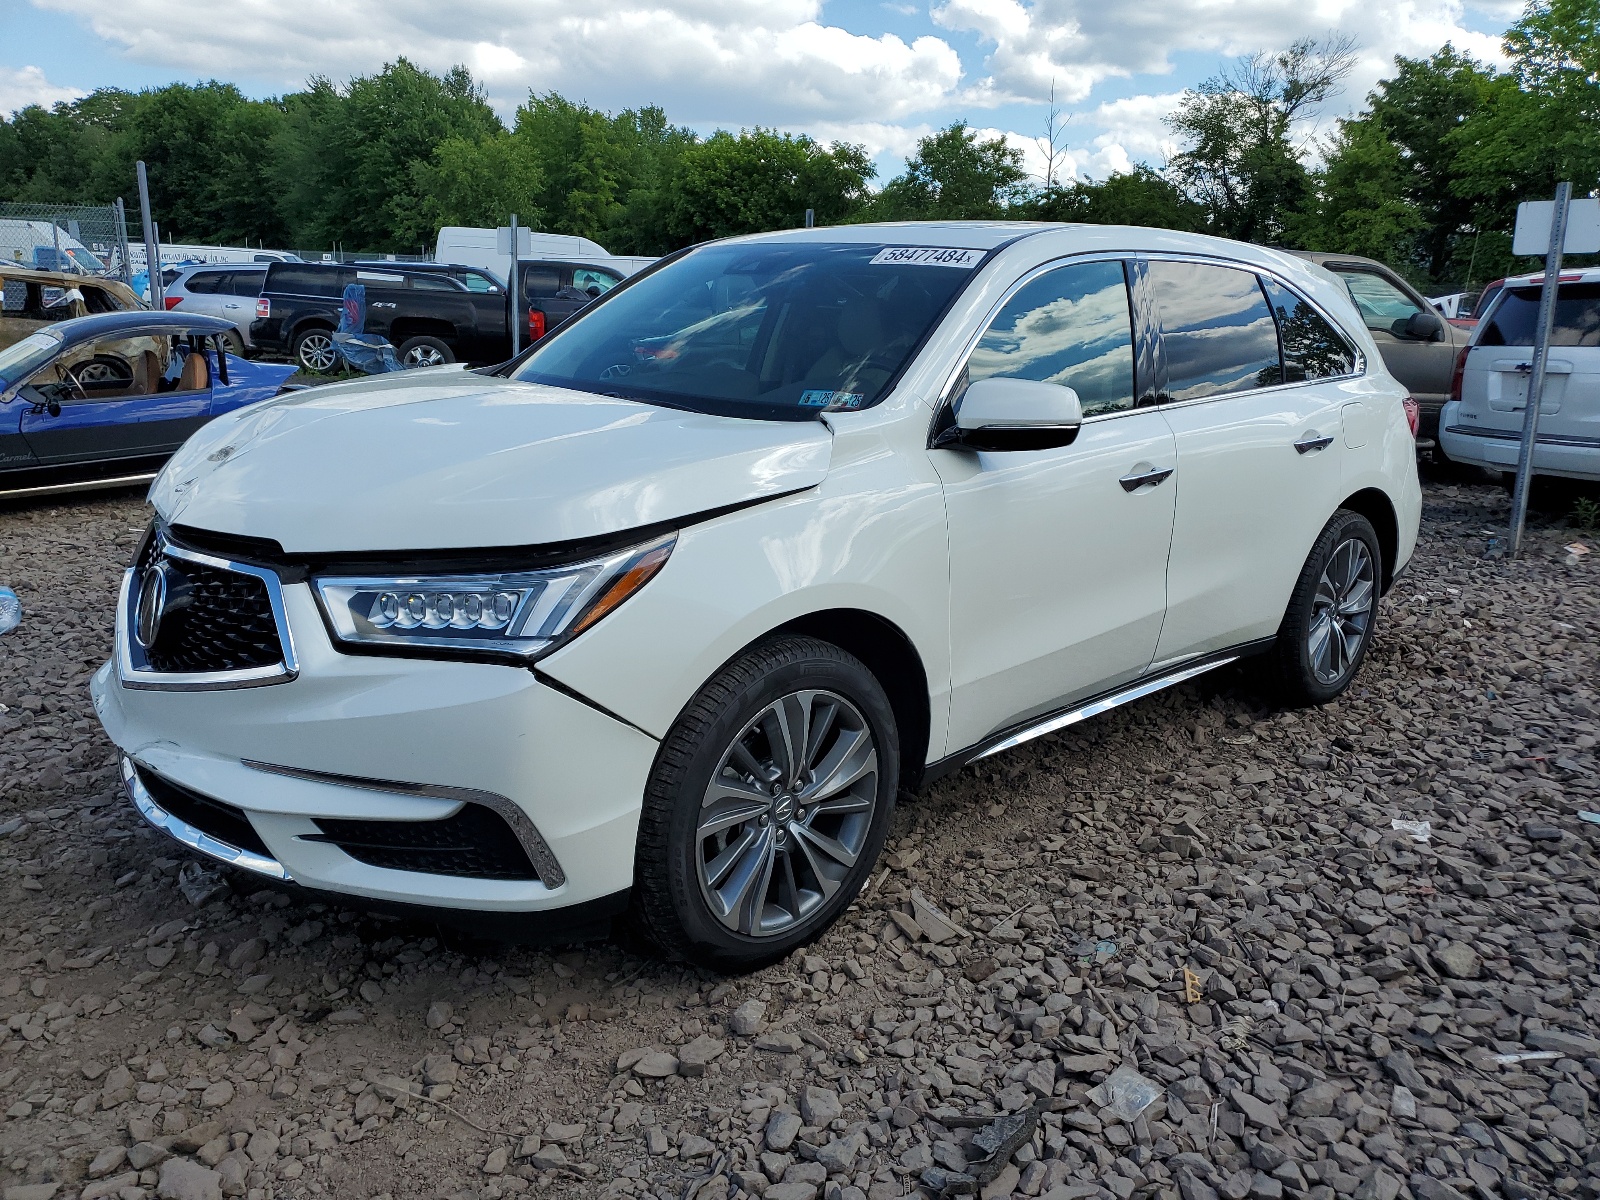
32,0 -> 965,126
0,65 -> 85,115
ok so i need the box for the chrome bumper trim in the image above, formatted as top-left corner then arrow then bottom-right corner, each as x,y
122,756 -> 291,881
0,471 -> 159,501
240,759 -> 567,889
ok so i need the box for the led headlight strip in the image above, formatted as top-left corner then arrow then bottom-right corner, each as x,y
314,533 -> 675,661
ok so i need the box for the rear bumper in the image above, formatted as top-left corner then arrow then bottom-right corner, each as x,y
1439,403 -> 1600,481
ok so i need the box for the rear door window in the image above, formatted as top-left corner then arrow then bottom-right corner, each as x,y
1479,283 -> 1600,348
184,272 -> 227,295
1259,277 -> 1359,382
228,272 -> 267,297
1148,260 -> 1280,402
268,266 -> 352,296
522,266 -> 563,299
963,259 -> 1136,416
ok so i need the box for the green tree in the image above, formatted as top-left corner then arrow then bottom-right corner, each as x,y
1362,47 -> 1496,283
666,128 -> 874,244
868,123 -> 1025,220
1167,36 -> 1357,243
1017,167 -> 1206,231
406,132 -> 544,239
1303,116 -> 1423,267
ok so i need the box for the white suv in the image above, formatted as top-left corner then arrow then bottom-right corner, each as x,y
1440,267 -> 1600,481
92,223 -> 1421,969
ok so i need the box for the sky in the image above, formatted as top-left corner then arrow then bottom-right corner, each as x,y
1,0 -> 1524,185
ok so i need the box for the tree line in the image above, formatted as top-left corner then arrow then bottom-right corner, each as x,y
0,0 -> 1592,292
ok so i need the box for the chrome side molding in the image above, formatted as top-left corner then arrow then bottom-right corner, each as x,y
973,655 -> 1239,761
242,759 -> 567,889
122,756 -> 290,881
0,471 -> 159,502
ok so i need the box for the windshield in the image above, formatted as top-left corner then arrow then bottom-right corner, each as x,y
511,241 -> 982,419
0,330 -> 64,390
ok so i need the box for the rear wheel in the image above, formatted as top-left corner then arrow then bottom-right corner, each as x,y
292,327 -> 336,373
397,336 -> 454,369
1272,510 -> 1381,706
632,636 -> 898,971
222,330 -> 247,358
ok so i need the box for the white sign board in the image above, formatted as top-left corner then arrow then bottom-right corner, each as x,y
1513,198 -> 1600,256
494,226 -> 533,257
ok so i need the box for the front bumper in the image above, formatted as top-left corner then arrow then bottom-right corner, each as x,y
92,577 -> 660,914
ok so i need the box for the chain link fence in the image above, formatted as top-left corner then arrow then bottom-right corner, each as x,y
0,201 -> 133,280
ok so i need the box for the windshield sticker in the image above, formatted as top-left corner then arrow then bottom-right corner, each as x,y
869,247 -> 985,268
800,389 -> 865,410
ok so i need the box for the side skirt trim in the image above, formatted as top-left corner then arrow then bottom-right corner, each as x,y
919,645 -> 1264,787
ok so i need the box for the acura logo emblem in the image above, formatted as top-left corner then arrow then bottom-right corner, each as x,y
135,561 -> 172,649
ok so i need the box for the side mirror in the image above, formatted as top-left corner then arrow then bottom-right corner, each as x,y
935,377 -> 1083,451
1401,310 -> 1444,341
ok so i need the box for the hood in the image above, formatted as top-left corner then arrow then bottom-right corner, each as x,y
152,371 -> 832,552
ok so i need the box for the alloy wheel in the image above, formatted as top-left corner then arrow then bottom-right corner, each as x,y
403,345 -> 446,368
695,689 -> 878,938
298,333 -> 336,373
1307,537 -> 1375,685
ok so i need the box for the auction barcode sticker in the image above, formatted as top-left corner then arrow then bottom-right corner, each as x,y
869,246 -> 985,268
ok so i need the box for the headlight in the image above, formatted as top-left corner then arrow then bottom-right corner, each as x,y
314,533 -> 674,661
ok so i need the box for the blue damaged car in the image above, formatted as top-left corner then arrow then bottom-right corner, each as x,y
0,311 -> 297,501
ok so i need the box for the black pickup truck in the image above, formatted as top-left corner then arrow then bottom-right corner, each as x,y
250,260 -> 624,372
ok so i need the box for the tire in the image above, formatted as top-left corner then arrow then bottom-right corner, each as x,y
292,327 -> 336,374
397,336 -> 454,369
222,330 -> 247,358
1271,510 -> 1382,706
632,635 -> 899,971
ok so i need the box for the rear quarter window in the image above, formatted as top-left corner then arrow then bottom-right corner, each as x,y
1479,283 -> 1600,348
1259,277 -> 1359,381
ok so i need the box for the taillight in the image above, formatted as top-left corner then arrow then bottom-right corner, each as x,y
1449,346 -> 1469,402
528,309 -> 546,341
163,296 -> 182,310
1402,396 -> 1419,438
256,298 -> 271,319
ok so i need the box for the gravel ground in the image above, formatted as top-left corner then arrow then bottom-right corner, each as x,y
1,473 -> 1597,1200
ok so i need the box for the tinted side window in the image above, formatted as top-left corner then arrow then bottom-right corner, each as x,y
1480,283 -> 1600,348
964,259 -> 1136,416
269,266 -> 350,296
185,272 -> 226,295
1336,269 -> 1423,335
1260,277 -> 1358,382
228,272 -> 266,297
1149,261 -> 1280,402
522,266 -> 563,299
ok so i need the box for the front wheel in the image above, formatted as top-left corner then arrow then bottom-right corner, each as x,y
1272,510 -> 1382,706
632,636 -> 898,971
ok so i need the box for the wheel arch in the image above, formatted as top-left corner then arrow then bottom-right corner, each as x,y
768,608 -> 932,793
1339,487 -> 1399,592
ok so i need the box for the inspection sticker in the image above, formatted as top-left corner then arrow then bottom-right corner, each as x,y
800,390 -> 865,409
869,246 -> 984,268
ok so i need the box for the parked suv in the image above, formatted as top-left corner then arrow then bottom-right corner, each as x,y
94,223 -> 1421,969
1439,268 -> 1600,481
165,264 -> 269,353
1290,251 -> 1467,447
250,261 -> 513,371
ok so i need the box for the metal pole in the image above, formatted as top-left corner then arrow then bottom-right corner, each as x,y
509,213 -> 521,357
114,197 -> 131,283
51,221 -> 61,272
805,208 -> 815,229
135,161 -> 162,307
1508,180 -> 1571,557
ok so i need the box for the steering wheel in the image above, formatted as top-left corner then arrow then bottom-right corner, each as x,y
598,363 -> 633,380
51,365 -> 86,401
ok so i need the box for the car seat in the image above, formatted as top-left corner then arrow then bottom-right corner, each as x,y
178,349 -> 210,391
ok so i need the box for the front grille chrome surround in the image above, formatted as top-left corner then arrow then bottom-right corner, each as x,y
117,537 -> 298,691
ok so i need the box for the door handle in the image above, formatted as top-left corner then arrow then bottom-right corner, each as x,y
223,303 -> 241,310
1119,467 -> 1173,492
1294,433 -> 1334,455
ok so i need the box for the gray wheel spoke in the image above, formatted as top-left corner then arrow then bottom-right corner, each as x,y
698,779 -> 771,839
703,823 -> 762,891
762,694 -> 811,786
793,833 -> 842,901
809,792 -> 874,817
801,731 -> 875,802
791,822 -> 859,870
1308,536 -> 1374,685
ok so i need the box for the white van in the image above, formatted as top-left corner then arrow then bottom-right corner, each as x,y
1440,268 -> 1600,481
433,226 -> 654,281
